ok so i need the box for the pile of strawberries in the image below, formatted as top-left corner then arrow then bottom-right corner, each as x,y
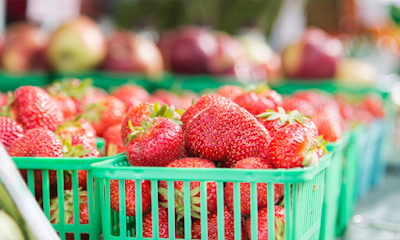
0,80 -> 385,240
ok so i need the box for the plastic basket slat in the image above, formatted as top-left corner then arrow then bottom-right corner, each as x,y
135,179 -> 142,239
167,180 -> 175,239
183,181 -> 191,239
56,170 -> 64,237
119,180 -> 126,238
268,182 -> 275,240
200,180 -> 208,240
284,183 -> 292,240
216,181 -> 224,240
42,170 -> 51,219
27,170 -> 35,197
250,182 -> 258,240
233,181 -> 241,240
150,180 -> 158,238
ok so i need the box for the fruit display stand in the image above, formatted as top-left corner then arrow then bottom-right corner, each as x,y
319,132 -> 350,240
92,153 -> 332,240
0,70 -> 51,92
10,140 -> 114,240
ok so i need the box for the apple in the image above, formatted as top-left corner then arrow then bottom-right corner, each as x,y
282,27 -> 344,79
169,26 -> 218,74
0,32 -> 4,58
47,15 -> 106,74
335,58 -> 377,87
102,31 -> 164,78
1,22 -> 48,73
157,30 -> 178,70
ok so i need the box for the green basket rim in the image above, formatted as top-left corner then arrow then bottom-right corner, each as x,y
326,131 -> 351,152
91,153 -> 331,183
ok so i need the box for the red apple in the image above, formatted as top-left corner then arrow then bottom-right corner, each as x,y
47,15 -> 106,74
102,31 -> 164,78
157,30 -> 178,70
0,32 -> 4,58
169,26 -> 218,74
282,27 -> 344,79
1,22 -> 48,73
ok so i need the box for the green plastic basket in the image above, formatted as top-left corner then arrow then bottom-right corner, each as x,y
11,140 -> 111,240
335,126 -> 363,236
92,153 -> 332,240
0,70 -> 51,92
319,132 -> 350,240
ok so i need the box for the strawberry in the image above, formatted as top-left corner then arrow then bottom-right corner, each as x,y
224,157 -> 284,215
125,116 -> 183,167
292,90 -> 330,111
246,206 -> 285,240
141,206 -> 182,239
56,117 -> 97,149
191,205 -> 247,240
0,116 -> 24,151
149,90 -> 182,108
103,124 -> 125,156
50,190 -> 89,240
364,94 -> 385,118
110,179 -> 151,217
233,86 -> 282,115
282,97 -> 316,116
181,94 -> 233,130
158,158 -> 217,220
216,85 -> 243,100
121,102 -> 153,143
312,111 -> 343,142
111,85 -> 150,110
0,91 -> 8,107
185,104 -> 271,168
267,121 -> 323,169
178,90 -> 199,109
13,86 -> 64,131
84,96 -> 126,136
52,94 -> 78,120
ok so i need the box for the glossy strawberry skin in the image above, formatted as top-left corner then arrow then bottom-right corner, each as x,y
126,118 -> 183,167
141,206 -> 182,239
53,95 -> 78,120
181,94 -> 233,130
224,157 -> 283,215
191,206 -> 247,240
185,104 -> 271,168
257,118 -> 284,138
110,179 -> 151,217
282,97 -> 316,116
0,116 -> 24,151
246,206 -> 285,240
103,124 -> 125,155
91,96 -> 126,136
233,89 -> 282,115
216,85 -> 243,100
14,86 -> 64,131
121,102 -> 153,143
158,158 -> 217,219
312,112 -> 342,142
111,85 -> 150,110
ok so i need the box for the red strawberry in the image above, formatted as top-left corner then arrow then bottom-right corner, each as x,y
103,124 -> 125,156
50,190 -> 89,240
158,158 -> 217,220
121,102 -> 153,143
246,206 -> 285,240
52,94 -> 78,120
364,94 -> 385,118
181,94 -> 233,130
185,104 -> 271,168
178,90 -> 199,109
191,205 -> 247,240
292,90 -> 330,111
267,121 -> 323,169
149,90 -> 182,108
78,118 -> 97,144
224,157 -> 284,215
233,87 -> 282,115
141,206 -> 182,239
282,97 -> 316,116
0,116 -> 24,151
111,85 -> 150,110
56,118 -> 97,149
13,86 -> 64,131
126,117 -> 183,167
84,96 -> 126,136
312,112 -> 343,142
0,92 -> 7,107
110,179 -> 151,217
216,85 -> 244,100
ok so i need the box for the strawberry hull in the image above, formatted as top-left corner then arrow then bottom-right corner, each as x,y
92,153 -> 331,240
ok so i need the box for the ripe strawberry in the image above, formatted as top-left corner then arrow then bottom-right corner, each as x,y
84,96 -> 126,136
149,89 -> 182,108
282,97 -> 316,116
191,205 -> 247,240
158,158 -> 217,220
216,85 -> 244,100
141,206 -> 182,239
185,104 -> 271,168
312,112 -> 342,142
103,124 -> 125,156
52,94 -> 78,120
56,117 -> 97,149
181,94 -> 233,130
292,90 -> 330,111
50,190 -> 89,240
0,91 -> 8,107
121,102 -> 153,143
233,87 -> 282,115
364,94 -> 385,118
225,157 -> 284,215
0,116 -> 24,151
267,121 -> 323,169
13,86 -> 64,131
110,179 -> 151,217
126,117 -> 183,167
178,90 -> 199,109
111,85 -> 150,110
246,206 -> 285,240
